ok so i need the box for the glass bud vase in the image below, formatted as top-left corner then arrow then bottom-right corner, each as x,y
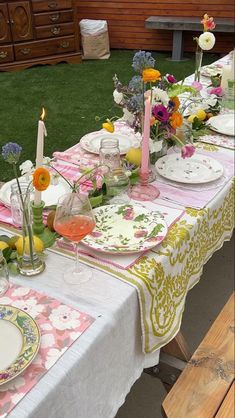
194,49 -> 203,82
17,189 -> 45,277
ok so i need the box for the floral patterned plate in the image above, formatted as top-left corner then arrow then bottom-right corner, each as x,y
155,154 -> 224,184
80,131 -> 140,155
0,305 -> 40,385
81,204 -> 168,254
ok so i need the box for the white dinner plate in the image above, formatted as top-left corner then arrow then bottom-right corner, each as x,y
80,131 -> 139,155
81,204 -> 168,254
155,154 -> 224,184
207,114 -> 235,136
0,305 -> 40,385
200,64 -> 223,77
0,176 -> 71,208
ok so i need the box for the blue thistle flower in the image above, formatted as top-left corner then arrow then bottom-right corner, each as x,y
2,142 -> 22,164
128,76 -> 142,92
132,51 -> 155,73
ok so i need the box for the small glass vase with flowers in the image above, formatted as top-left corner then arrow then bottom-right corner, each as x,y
194,14 -> 216,82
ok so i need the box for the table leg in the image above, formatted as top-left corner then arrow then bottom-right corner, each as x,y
144,331 -> 191,392
167,30 -> 189,62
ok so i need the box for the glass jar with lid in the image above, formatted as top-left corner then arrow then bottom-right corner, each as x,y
99,137 -> 130,204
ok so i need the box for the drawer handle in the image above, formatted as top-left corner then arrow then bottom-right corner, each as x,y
0,51 -> 8,59
20,48 -> 30,55
51,26 -> 61,35
60,41 -> 69,48
48,1 -> 58,9
49,13 -> 60,22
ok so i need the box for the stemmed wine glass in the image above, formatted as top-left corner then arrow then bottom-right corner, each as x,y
54,191 -> 96,285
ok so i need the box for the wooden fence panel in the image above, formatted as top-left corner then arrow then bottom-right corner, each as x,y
76,0 -> 234,53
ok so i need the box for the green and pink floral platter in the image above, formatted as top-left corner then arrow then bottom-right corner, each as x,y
0,305 -> 40,385
81,204 -> 168,254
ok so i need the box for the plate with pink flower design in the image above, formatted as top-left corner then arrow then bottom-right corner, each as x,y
155,154 -> 224,184
81,204 -> 168,254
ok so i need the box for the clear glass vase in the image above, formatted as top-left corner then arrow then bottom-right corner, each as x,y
17,189 -> 45,276
194,50 -> 203,82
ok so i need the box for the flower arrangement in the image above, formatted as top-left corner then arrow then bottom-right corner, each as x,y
1,142 -> 50,275
110,50 -> 196,162
194,14 -> 216,81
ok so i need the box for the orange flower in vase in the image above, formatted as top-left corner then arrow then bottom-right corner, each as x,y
33,167 -> 51,191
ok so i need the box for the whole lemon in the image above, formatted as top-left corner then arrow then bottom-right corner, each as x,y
125,147 -> 142,167
196,109 -> 207,121
15,235 -> 44,256
187,114 -> 197,123
0,241 -> 9,251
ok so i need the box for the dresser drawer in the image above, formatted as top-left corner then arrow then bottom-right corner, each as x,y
0,45 -> 14,63
34,10 -> 73,26
32,0 -> 72,13
36,22 -> 74,39
14,36 -> 75,60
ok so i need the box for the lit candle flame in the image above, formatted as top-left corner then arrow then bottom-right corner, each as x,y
40,107 -> 46,121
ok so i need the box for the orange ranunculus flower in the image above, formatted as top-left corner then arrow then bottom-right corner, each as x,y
102,119 -> 114,133
170,111 -> 183,129
150,116 -> 156,126
33,167 -> 51,191
142,68 -> 161,83
170,96 -> 180,111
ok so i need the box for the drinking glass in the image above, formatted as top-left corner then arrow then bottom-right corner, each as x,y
53,192 -> 96,284
0,250 -> 9,296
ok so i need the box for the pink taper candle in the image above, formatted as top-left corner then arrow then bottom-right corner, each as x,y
140,97 -> 151,176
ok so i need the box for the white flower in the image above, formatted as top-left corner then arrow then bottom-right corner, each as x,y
198,32 -> 216,51
151,87 -> 169,106
0,376 -> 25,392
121,108 -> 135,124
40,333 -> 55,348
49,305 -> 81,330
113,89 -> 124,104
43,156 -> 51,166
204,95 -> 217,107
19,160 -> 34,176
149,139 -> 164,154
12,297 -> 44,318
45,348 -> 66,369
40,322 -> 53,331
12,287 -> 30,297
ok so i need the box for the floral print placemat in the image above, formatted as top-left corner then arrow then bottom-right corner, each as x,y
0,284 -> 95,417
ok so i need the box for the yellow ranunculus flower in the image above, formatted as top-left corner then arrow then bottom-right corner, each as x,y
142,68 -> 161,83
102,120 -> 114,133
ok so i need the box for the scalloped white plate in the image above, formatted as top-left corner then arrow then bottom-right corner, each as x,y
80,131 -> 139,155
207,114 -> 235,136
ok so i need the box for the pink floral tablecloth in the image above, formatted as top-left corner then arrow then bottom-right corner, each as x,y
0,284 -> 95,418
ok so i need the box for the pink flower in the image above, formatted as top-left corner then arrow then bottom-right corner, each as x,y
123,207 -> 134,220
166,74 -> 177,84
181,144 -> 195,159
90,231 -> 102,237
191,81 -> 203,91
208,86 -> 223,96
153,104 -> 170,122
201,14 -> 216,31
134,230 -> 148,238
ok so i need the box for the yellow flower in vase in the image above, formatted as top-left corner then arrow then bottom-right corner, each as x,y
142,68 -> 161,83
33,167 -> 51,191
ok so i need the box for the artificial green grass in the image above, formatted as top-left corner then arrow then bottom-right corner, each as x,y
0,50 -> 218,181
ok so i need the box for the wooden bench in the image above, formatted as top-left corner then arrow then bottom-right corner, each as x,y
162,293 -> 235,418
145,16 -> 235,61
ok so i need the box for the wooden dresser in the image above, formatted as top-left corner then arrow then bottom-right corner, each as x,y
0,0 -> 81,71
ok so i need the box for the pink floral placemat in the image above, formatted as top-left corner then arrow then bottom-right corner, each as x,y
0,284 -> 95,418
197,132 -> 235,150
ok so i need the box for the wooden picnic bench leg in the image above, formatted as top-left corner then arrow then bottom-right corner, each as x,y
171,30 -> 184,61
145,331 -> 191,392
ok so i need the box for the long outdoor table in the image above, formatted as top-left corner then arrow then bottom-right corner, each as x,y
1,56 -> 234,418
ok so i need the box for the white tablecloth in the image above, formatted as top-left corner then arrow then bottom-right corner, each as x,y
4,248 -> 159,418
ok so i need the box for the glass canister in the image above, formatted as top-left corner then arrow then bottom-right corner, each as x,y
10,182 -> 32,227
99,137 -> 130,204
0,249 -> 9,296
